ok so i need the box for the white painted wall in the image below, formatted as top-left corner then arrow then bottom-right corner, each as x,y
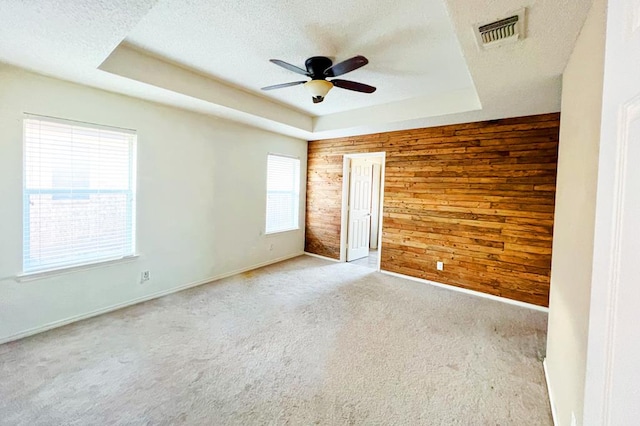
0,65 -> 307,343
545,0 -> 606,424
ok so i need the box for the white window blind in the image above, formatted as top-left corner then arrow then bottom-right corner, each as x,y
23,115 -> 136,274
266,154 -> 300,234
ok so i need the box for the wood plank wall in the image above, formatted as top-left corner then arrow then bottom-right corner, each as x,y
305,113 -> 560,306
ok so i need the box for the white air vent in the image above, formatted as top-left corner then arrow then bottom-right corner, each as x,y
474,8 -> 526,49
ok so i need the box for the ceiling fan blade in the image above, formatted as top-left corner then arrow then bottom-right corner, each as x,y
261,81 -> 307,91
269,59 -> 310,76
324,55 -> 368,77
331,79 -> 376,93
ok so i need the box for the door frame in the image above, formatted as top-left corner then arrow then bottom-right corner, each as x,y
582,0 -> 640,422
339,152 -> 386,269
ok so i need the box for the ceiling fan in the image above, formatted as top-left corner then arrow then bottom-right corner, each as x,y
261,55 -> 376,104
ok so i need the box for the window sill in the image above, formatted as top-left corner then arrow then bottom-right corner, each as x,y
265,228 -> 300,236
16,255 -> 140,283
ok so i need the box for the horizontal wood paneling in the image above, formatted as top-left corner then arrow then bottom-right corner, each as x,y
305,113 -> 560,306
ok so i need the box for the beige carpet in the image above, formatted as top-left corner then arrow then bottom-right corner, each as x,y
0,255 -> 551,425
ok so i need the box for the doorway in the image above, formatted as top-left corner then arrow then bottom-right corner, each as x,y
340,152 -> 385,270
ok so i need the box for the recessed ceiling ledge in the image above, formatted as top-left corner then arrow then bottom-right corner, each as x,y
313,87 -> 482,133
99,43 -> 313,133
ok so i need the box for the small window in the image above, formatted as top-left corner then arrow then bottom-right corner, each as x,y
265,154 -> 300,234
23,115 -> 137,273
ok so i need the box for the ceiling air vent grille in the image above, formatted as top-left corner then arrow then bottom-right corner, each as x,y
479,16 -> 518,43
474,8 -> 526,49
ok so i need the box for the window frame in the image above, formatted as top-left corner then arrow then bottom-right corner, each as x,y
265,153 -> 301,235
22,114 -> 138,275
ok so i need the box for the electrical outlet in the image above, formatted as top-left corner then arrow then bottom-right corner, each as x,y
437,261 -> 444,271
141,270 -> 151,283
269,243 -> 274,251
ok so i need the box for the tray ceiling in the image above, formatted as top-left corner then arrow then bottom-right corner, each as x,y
124,0 -> 476,117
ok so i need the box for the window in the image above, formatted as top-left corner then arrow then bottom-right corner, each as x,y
265,154 -> 300,234
23,115 -> 136,274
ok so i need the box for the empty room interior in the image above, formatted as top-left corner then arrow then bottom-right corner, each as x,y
1,0 -> 638,424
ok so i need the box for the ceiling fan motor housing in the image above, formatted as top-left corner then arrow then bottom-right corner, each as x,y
305,56 -> 333,79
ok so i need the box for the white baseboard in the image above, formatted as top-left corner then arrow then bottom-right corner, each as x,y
543,358 -> 558,426
380,270 -> 549,313
304,252 -> 340,262
0,252 -> 304,345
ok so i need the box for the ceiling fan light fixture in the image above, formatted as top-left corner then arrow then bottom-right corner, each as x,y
304,79 -> 333,103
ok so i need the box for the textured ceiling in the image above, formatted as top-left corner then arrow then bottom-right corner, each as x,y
0,0 -> 594,139
0,0 -> 157,73
124,0 -> 476,116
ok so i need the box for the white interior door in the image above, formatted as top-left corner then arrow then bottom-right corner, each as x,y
347,158 -> 373,261
584,0 -> 640,423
